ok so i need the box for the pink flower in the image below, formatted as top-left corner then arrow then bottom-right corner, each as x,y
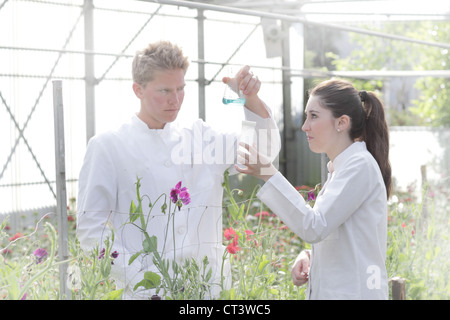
307,191 -> 316,202
9,232 -> 24,242
226,241 -> 240,254
98,248 -> 119,265
170,181 -> 191,210
245,230 -> 254,241
224,227 -> 237,240
33,248 -> 48,264
255,211 -> 270,218
224,228 -> 240,254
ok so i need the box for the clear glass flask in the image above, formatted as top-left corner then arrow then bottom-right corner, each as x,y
222,67 -> 246,106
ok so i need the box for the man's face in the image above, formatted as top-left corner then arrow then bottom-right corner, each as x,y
133,68 -> 186,129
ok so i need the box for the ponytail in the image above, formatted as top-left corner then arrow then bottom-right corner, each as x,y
309,79 -> 392,198
361,91 -> 392,198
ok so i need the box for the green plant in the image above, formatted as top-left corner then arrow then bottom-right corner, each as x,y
126,178 -> 213,299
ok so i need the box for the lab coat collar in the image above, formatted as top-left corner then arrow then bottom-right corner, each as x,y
131,113 -> 175,137
328,141 -> 367,174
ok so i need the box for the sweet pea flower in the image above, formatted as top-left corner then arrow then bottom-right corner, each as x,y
307,191 -> 316,202
255,211 -> 270,218
98,248 -> 119,264
170,181 -> 191,210
224,227 -> 237,241
98,248 -> 106,259
9,232 -> 24,242
226,242 -> 240,254
33,248 -> 48,264
245,230 -> 254,241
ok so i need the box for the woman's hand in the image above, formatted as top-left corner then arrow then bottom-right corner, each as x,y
235,142 -> 278,181
291,250 -> 310,286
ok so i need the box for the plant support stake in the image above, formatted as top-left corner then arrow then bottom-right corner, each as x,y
52,80 -> 71,299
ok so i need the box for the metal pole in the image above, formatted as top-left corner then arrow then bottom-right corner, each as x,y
281,20 -> 293,181
143,0 -> 450,50
197,8 -> 206,121
52,80 -> 71,300
84,0 -> 96,144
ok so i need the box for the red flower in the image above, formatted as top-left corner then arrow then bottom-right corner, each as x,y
226,242 -> 240,254
224,227 -> 240,254
295,185 -> 311,191
244,230 -> 254,241
224,227 -> 237,240
9,232 -> 24,242
255,211 -> 270,218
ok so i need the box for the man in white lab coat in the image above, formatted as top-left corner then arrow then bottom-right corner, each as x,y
76,41 -> 280,299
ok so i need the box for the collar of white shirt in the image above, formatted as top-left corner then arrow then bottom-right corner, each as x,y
328,141 -> 367,174
131,113 -> 175,138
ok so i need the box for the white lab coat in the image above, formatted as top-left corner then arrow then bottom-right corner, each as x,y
257,141 -> 388,299
77,107 -> 280,299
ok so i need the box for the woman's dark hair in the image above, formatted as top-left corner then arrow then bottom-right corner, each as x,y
310,78 -> 392,197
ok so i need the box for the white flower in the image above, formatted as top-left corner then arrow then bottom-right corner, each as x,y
388,195 -> 399,205
67,264 -> 82,290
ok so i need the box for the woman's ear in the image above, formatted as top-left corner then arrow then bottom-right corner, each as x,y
336,115 -> 351,132
132,82 -> 143,99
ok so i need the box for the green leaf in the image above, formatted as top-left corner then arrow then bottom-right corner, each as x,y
129,251 -> 142,265
258,256 -> 270,273
142,235 -> 158,254
129,200 -> 139,223
101,289 -> 124,300
237,204 -> 245,220
133,271 -> 161,291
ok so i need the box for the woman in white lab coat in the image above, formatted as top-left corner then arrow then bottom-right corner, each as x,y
236,79 -> 392,299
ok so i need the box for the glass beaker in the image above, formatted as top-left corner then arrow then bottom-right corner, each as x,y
222,67 -> 246,106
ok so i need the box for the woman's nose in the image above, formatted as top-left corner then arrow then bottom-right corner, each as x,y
301,119 -> 309,132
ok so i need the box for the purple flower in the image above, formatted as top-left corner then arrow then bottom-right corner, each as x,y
307,191 -> 316,202
98,248 -> 106,260
99,248 -> 119,264
170,181 -> 191,210
33,248 -> 48,264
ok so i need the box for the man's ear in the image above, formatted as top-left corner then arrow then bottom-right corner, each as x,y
132,82 -> 143,99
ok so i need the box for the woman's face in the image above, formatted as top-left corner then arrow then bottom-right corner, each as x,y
302,95 -> 339,155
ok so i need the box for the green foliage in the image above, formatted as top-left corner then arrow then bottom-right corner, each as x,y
325,21 -> 450,127
386,182 -> 450,299
1,173 -> 448,300
220,172 -> 313,300
125,178 -> 213,300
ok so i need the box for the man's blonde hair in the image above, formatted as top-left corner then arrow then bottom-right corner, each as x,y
132,41 -> 189,86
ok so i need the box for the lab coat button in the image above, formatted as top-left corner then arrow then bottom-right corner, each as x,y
164,160 -> 172,167
177,227 -> 185,235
